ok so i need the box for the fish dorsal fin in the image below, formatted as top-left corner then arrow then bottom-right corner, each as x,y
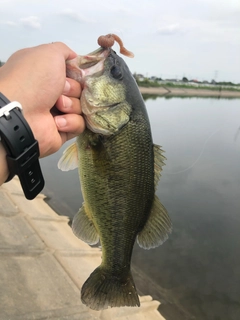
154,144 -> 166,190
137,195 -> 172,249
58,142 -> 78,171
72,204 -> 99,245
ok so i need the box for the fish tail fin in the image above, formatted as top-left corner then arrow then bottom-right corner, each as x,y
81,266 -> 140,310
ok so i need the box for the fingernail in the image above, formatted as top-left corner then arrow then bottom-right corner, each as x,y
55,116 -> 67,128
62,96 -> 72,108
63,80 -> 71,94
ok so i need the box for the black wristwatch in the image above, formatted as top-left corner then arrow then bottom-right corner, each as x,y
0,92 -> 44,200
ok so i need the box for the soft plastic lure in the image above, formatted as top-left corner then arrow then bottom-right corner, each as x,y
97,34 -> 134,58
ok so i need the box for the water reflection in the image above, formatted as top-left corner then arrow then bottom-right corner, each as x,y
142,94 -> 240,102
40,97 -> 240,320
234,127 -> 240,142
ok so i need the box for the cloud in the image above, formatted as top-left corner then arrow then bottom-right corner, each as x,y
0,20 -> 17,27
157,23 -> 181,35
0,20 -> 18,26
6,21 -> 17,26
59,9 -> 95,23
20,16 -> 41,29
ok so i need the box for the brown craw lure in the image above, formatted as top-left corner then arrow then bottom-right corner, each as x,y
97,34 -> 134,58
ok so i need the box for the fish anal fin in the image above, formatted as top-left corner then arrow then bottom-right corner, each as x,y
81,266 -> 140,310
58,142 -> 78,171
137,195 -> 172,249
72,205 -> 99,245
154,144 -> 166,190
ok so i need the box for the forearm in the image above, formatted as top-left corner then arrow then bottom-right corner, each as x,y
0,141 -> 9,185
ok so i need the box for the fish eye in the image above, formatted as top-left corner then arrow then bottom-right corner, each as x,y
110,65 -> 123,80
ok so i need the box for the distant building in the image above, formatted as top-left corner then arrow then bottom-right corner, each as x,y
190,79 -> 200,83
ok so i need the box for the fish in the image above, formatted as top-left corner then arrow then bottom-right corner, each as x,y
58,41 -> 172,311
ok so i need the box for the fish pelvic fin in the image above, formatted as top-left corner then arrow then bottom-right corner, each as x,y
81,266 -> 140,310
154,144 -> 166,190
57,142 -> 78,171
72,205 -> 99,245
137,195 -> 172,249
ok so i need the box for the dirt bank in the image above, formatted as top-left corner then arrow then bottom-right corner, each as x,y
139,86 -> 240,98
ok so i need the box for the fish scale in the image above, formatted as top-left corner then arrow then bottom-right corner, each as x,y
76,115 -> 154,274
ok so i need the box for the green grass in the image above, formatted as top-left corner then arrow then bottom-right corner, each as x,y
136,79 -> 161,87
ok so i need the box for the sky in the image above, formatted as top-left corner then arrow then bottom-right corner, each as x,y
0,0 -> 240,83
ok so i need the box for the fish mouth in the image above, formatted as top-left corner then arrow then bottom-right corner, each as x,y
66,48 -> 110,83
80,47 -> 108,69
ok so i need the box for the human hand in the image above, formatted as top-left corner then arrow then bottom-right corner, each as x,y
0,42 -> 85,157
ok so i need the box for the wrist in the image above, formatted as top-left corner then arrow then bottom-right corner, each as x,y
0,93 -> 45,199
0,80 -> 29,113
0,141 -> 9,185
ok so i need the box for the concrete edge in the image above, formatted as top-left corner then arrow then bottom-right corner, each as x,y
1,177 -> 166,320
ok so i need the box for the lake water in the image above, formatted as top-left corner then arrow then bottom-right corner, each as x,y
40,96 -> 240,320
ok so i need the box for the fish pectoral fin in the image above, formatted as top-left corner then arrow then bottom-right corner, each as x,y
72,205 -> 99,245
154,144 -> 167,190
137,195 -> 172,249
57,142 -> 79,171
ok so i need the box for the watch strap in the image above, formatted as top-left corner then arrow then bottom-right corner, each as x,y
0,93 -> 44,199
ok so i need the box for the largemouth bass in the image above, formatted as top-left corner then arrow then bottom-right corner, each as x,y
58,42 -> 172,310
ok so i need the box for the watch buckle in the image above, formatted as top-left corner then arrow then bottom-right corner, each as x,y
0,101 -> 23,120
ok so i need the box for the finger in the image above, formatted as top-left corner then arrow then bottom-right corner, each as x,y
62,78 -> 82,97
55,96 -> 82,114
50,42 -> 77,61
54,114 -> 85,135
